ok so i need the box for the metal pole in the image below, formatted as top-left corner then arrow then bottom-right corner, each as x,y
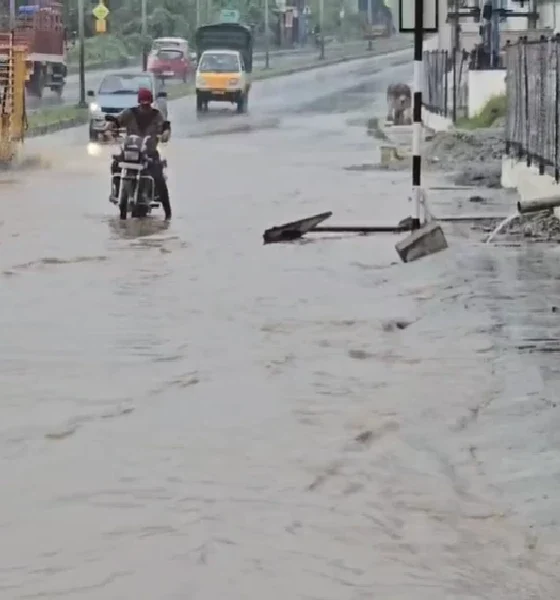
367,0 -> 373,51
264,0 -> 270,68
77,0 -> 86,107
319,0 -> 324,59
9,0 -> 15,30
412,0 -> 424,228
207,0 -> 212,23
141,0 -> 148,71
196,0 -> 200,28
452,0 -> 459,122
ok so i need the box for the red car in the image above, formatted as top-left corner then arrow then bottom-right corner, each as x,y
147,48 -> 192,82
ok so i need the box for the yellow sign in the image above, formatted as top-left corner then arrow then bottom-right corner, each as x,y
95,18 -> 107,33
92,1 -> 109,20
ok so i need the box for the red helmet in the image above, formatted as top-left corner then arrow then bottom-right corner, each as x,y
137,87 -> 153,105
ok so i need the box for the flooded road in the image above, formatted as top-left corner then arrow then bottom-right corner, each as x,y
27,40 -> 370,111
2,49 -> 560,599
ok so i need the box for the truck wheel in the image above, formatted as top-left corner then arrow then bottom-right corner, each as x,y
28,65 -> 45,98
236,93 -> 248,114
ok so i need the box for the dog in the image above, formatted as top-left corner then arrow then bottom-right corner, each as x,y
386,83 -> 412,125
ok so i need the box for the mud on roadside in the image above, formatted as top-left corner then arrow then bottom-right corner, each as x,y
373,117 -> 560,242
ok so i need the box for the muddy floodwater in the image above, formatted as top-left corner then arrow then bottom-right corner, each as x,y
2,50 -> 560,599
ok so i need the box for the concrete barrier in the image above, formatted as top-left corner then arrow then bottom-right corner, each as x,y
422,108 -> 453,132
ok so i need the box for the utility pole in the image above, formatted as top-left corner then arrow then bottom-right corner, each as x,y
9,0 -> 15,30
141,0 -> 148,70
367,0 -> 373,50
264,0 -> 270,68
452,0 -> 459,122
319,0 -> 324,58
77,0 -> 86,107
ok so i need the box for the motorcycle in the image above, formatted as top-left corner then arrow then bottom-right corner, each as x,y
105,115 -> 169,220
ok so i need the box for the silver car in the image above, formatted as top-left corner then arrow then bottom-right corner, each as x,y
87,72 -> 168,142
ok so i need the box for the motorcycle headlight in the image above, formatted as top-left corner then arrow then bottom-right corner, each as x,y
89,102 -> 101,113
124,150 -> 140,161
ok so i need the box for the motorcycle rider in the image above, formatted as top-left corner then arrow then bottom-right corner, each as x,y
107,87 -> 172,219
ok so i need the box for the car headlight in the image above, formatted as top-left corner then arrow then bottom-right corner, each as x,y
89,102 -> 101,114
196,76 -> 206,87
228,78 -> 240,87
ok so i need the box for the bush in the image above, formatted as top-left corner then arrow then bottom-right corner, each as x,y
457,94 -> 506,129
67,34 -> 132,65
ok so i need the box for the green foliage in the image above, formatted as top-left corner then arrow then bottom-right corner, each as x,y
63,0 -> 367,64
456,94 -> 507,130
27,106 -> 88,130
67,34 -> 133,65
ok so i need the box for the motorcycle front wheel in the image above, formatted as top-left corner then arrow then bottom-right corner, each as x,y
119,180 -> 134,220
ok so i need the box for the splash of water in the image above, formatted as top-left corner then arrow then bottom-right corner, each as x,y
485,212 -> 520,244
86,142 -> 103,157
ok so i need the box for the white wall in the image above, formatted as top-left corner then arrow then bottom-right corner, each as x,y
500,0 -> 560,31
467,69 -> 506,118
422,107 -> 453,131
423,34 -> 440,51
538,0 -> 560,31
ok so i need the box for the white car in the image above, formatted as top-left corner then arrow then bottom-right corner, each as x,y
150,37 -> 189,57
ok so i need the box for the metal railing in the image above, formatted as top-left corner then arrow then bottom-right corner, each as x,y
505,36 -> 560,181
422,49 -> 469,121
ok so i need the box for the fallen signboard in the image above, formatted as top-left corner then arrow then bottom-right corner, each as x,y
262,211 -> 449,263
262,211 -> 412,244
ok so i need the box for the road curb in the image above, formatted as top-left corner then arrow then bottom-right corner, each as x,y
26,44 -> 413,139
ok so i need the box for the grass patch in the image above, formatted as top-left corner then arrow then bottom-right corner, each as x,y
456,94 -> 506,129
27,106 -> 88,132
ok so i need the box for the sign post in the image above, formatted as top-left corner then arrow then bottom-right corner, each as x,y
92,1 -> 109,35
92,1 -> 109,23
394,0 -> 448,262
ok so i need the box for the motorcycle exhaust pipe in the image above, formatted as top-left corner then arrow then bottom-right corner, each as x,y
517,196 -> 560,214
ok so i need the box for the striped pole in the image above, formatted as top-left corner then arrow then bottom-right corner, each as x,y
412,0 -> 424,229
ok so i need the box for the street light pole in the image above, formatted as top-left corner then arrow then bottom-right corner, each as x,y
264,0 -> 270,68
141,0 -> 148,70
77,0 -> 86,107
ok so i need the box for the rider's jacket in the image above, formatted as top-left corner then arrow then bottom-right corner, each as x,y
115,107 -> 166,153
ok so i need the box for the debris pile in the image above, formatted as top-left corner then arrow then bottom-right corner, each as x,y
425,127 -> 503,188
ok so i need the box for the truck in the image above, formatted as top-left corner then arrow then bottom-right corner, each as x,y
0,0 -> 67,97
194,23 -> 252,114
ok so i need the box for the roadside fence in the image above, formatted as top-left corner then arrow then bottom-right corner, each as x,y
422,49 -> 469,122
505,35 -> 560,181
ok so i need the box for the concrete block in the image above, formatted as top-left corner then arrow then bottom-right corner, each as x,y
395,221 -> 448,263
380,145 -> 405,166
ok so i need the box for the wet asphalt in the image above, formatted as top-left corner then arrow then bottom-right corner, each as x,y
2,48 -> 560,599
26,41 -> 369,111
